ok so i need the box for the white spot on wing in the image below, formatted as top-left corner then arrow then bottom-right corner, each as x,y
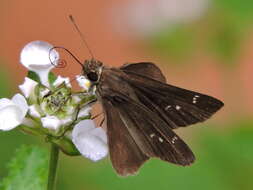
172,136 -> 178,144
175,105 -> 181,110
159,137 -> 164,143
165,105 -> 171,111
192,95 -> 200,104
150,133 -> 155,138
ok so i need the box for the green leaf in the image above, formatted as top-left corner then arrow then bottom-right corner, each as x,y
27,71 -> 41,83
0,145 -> 49,190
48,72 -> 57,86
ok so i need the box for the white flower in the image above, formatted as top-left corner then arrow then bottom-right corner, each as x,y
53,75 -> 71,88
0,94 -> 28,131
76,75 -> 91,91
41,115 -> 62,131
1,40 -> 106,158
72,120 -> 108,161
19,77 -> 38,98
20,41 -> 59,87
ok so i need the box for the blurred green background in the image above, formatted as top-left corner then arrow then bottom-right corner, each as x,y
1,0 -> 253,189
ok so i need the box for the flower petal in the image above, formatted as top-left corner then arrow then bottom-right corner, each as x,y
20,41 -> 59,70
72,95 -> 82,104
72,120 -> 108,161
76,75 -> 91,91
20,41 -> 59,86
78,106 -> 91,119
0,105 -> 23,131
28,105 -> 41,118
39,88 -> 50,98
0,98 -> 13,110
0,95 -> 27,131
12,94 -> 29,119
53,75 -> 71,88
22,118 -> 36,128
19,77 -> 38,98
41,115 -> 62,131
61,116 -> 73,126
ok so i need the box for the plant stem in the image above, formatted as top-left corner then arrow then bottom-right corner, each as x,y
47,143 -> 60,190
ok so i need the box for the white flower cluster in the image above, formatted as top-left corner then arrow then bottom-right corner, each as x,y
0,41 -> 108,162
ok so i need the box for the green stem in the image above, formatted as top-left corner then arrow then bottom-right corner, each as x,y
47,143 -> 60,190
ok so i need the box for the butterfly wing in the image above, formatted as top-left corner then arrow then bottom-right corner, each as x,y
102,99 -> 149,176
97,68 -> 195,176
111,93 -> 196,165
120,62 -> 166,82
120,68 -> 224,129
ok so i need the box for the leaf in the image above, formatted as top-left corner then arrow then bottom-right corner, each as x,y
48,72 -> 57,86
27,71 -> 41,83
0,145 -> 49,190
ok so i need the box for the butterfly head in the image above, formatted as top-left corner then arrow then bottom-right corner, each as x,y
82,59 -> 103,82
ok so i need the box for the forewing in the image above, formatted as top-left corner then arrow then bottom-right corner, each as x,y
102,99 -> 149,176
122,70 -> 224,129
120,62 -> 166,82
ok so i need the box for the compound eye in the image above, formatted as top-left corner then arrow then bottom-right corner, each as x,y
87,72 -> 98,82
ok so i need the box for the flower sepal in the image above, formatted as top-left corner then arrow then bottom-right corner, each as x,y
19,124 -> 47,137
48,72 -> 57,87
27,70 -> 41,83
47,136 -> 81,156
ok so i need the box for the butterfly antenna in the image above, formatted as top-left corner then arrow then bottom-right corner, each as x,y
49,46 -> 84,68
69,15 -> 94,59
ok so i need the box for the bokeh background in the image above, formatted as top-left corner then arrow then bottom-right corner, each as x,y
1,0 -> 253,189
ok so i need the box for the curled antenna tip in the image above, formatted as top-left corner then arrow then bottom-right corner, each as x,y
49,46 -> 84,68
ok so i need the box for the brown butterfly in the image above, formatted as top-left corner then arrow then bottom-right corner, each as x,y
51,16 -> 224,176
81,60 -> 223,176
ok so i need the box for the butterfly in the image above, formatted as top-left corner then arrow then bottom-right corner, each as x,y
51,15 -> 224,176
81,60 -> 224,176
